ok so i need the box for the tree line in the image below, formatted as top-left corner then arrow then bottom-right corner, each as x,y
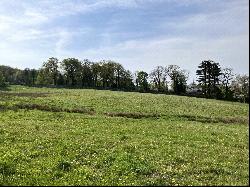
0,57 -> 249,103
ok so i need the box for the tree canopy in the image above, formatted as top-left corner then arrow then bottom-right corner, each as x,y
0,58 -> 248,103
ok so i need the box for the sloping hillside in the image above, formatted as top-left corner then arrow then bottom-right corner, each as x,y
0,85 -> 248,185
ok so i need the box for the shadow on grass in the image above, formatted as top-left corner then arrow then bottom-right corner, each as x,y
104,112 -> 161,119
177,114 -> 248,125
0,86 -> 11,91
0,92 -> 51,98
0,161 -> 16,176
104,112 -> 248,125
0,102 -> 247,125
0,103 -> 95,115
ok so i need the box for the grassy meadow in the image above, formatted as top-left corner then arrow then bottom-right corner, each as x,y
0,85 -> 249,186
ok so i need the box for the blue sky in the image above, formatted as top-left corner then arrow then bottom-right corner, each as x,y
0,0 -> 249,82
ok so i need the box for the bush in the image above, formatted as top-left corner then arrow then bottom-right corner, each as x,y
0,72 -> 8,88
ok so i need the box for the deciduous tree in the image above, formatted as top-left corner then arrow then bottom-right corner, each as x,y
150,66 -> 168,92
61,58 -> 81,86
136,71 -> 149,92
42,57 -> 59,85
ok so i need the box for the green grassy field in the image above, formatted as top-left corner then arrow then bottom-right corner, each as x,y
0,85 -> 249,186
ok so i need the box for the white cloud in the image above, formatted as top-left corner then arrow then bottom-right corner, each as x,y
55,30 -> 72,56
160,0 -> 249,38
0,0 -> 248,83
0,0 -> 140,43
22,11 -> 48,25
18,0 -> 139,20
74,33 -> 248,83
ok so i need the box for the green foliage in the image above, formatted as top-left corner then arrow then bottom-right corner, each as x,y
36,68 -> 53,85
0,85 -> 248,185
136,71 -> 149,92
0,65 -> 19,84
196,60 -> 221,98
166,65 -> 188,94
81,59 -> 94,87
61,58 -> 82,86
0,66 -> 38,86
42,57 -> 59,85
0,72 -> 6,87
0,58 -> 248,102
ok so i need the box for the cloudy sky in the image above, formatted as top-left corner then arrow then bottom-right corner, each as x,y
0,0 -> 249,81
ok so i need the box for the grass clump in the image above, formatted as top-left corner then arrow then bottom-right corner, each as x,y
105,112 -> 160,119
178,114 -> 249,125
57,161 -> 72,172
0,162 -> 16,176
0,92 -> 50,98
0,103 -> 95,115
